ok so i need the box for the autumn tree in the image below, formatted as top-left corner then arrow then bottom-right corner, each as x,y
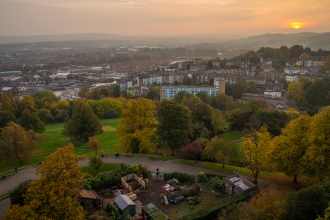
89,155 -> 103,174
240,126 -> 271,184
304,106 -> 330,179
0,122 -> 38,164
268,115 -> 311,183
203,137 -> 235,168
325,55 -> 330,71
31,90 -> 58,109
299,53 -> 311,60
88,136 -> 101,155
2,144 -> 86,220
157,100 -> 193,156
63,100 -> 103,141
17,95 -> 37,118
117,98 -> 157,154
36,108 -> 54,124
0,110 -> 16,128
0,93 -> 17,115
284,108 -> 300,120
180,141 -> 203,161
78,86 -> 90,99
286,81 -> 307,106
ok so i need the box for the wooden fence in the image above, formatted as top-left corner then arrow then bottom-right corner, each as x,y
121,173 -> 147,192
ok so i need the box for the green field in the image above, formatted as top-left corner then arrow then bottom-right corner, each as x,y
0,118 -> 121,174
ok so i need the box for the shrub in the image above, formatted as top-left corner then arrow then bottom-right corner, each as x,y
197,172 -> 208,183
180,141 -> 203,160
9,183 -> 30,206
208,176 -> 224,191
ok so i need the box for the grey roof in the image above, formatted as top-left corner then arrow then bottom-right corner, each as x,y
114,195 -> 135,211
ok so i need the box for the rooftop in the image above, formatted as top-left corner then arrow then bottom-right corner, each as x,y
114,195 -> 135,211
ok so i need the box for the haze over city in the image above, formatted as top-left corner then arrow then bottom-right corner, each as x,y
1,0 -> 330,36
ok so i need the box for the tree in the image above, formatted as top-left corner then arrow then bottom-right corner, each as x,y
180,141 -> 203,161
17,96 -> 37,118
3,144 -> 86,220
284,108 -> 300,120
290,45 -> 305,59
0,122 -> 38,164
195,91 -> 211,104
63,100 -> 103,141
233,79 -> 245,99
36,108 -> 54,124
279,46 -> 290,59
286,81 -> 307,106
207,61 -> 213,69
240,126 -> 271,184
325,55 -> 330,71
299,53 -> 310,60
31,90 -> 58,109
157,100 -> 193,156
0,93 -> 17,115
117,98 -> 157,154
112,85 -> 121,98
192,103 -> 215,137
19,109 -> 45,133
9,182 -> 30,206
78,86 -> 90,99
268,115 -> 311,183
318,203 -> 330,220
88,136 -> 101,155
304,106 -> 330,179
89,155 -> 103,174
0,110 -> 16,128
147,86 -> 160,101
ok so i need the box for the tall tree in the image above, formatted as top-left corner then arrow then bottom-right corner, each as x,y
304,106 -> 330,179
78,86 -> 90,99
63,100 -> 103,141
31,90 -> 58,109
147,86 -> 160,101
192,103 -> 215,137
3,144 -> 86,220
290,45 -> 305,59
286,81 -> 307,106
0,122 -> 38,164
240,126 -> 271,184
268,115 -> 311,183
117,98 -> 157,153
157,100 -> 193,155
17,96 -> 37,118
112,85 -> 121,98
19,109 -> 45,133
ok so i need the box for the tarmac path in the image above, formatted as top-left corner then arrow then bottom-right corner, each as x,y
0,155 -> 233,197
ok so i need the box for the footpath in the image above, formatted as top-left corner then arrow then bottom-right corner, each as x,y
0,156 -> 232,197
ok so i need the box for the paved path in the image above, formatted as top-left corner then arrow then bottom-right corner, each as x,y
0,156 -> 233,197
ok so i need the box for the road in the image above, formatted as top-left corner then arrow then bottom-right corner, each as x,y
0,156 -> 233,197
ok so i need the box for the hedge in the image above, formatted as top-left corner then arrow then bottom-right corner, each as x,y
179,194 -> 246,220
164,172 -> 194,183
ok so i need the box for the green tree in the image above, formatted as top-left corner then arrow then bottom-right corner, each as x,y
89,155 -> 103,174
195,91 -> 211,104
192,103 -> 215,137
0,110 -> 16,128
290,45 -> 305,59
9,183 -> 30,206
233,79 -> 245,99
207,61 -> 214,69
17,96 -> 37,118
88,136 -> 101,155
240,126 -> 271,184
63,100 -> 103,141
269,115 -> 311,183
36,108 -> 54,124
112,85 -> 121,98
78,86 -> 90,99
3,144 -> 86,220
147,86 -> 160,101
117,98 -> 157,153
157,100 -> 193,155
0,122 -> 38,164
31,90 -> 58,109
19,109 -> 45,133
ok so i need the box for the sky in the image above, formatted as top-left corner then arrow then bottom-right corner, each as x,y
0,0 -> 330,36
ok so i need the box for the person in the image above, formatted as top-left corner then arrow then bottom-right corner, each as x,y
156,168 -> 159,178
14,167 -> 18,173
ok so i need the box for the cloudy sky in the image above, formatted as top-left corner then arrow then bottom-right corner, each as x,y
0,0 -> 329,36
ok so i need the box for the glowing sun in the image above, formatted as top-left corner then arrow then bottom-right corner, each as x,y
292,23 -> 302,29
294,25 -> 300,29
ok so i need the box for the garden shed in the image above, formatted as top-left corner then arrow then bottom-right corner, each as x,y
114,194 -> 136,216
225,174 -> 258,196
142,203 -> 170,220
78,189 -> 101,210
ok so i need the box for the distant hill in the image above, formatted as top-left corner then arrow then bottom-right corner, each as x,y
227,32 -> 330,50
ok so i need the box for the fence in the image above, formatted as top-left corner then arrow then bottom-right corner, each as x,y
121,173 -> 147,192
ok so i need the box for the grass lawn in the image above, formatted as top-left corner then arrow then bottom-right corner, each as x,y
0,118 -> 121,174
218,130 -> 244,141
81,163 -> 118,177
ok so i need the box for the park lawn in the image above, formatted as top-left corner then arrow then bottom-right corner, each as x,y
0,118 -> 121,174
218,130 -> 244,141
81,163 -> 118,177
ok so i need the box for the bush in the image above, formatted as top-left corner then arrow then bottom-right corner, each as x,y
164,172 -> 193,183
9,183 -> 30,206
197,172 -> 208,183
180,141 -> 203,160
104,109 -> 118,119
208,176 -> 224,191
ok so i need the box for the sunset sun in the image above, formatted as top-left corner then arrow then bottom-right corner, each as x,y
291,22 -> 302,29
295,25 -> 300,29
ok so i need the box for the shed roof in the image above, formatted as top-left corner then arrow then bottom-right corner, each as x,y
114,195 -> 135,211
78,189 -> 98,200
143,203 -> 169,220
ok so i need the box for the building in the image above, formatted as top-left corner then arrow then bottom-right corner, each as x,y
160,79 -> 225,101
78,189 -> 101,210
239,76 -> 266,85
142,203 -> 170,220
114,195 -> 136,217
225,174 -> 258,196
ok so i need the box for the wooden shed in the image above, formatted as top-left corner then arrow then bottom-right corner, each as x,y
78,189 -> 101,210
114,194 -> 136,217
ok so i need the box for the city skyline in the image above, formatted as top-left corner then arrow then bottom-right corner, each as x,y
0,0 -> 329,36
